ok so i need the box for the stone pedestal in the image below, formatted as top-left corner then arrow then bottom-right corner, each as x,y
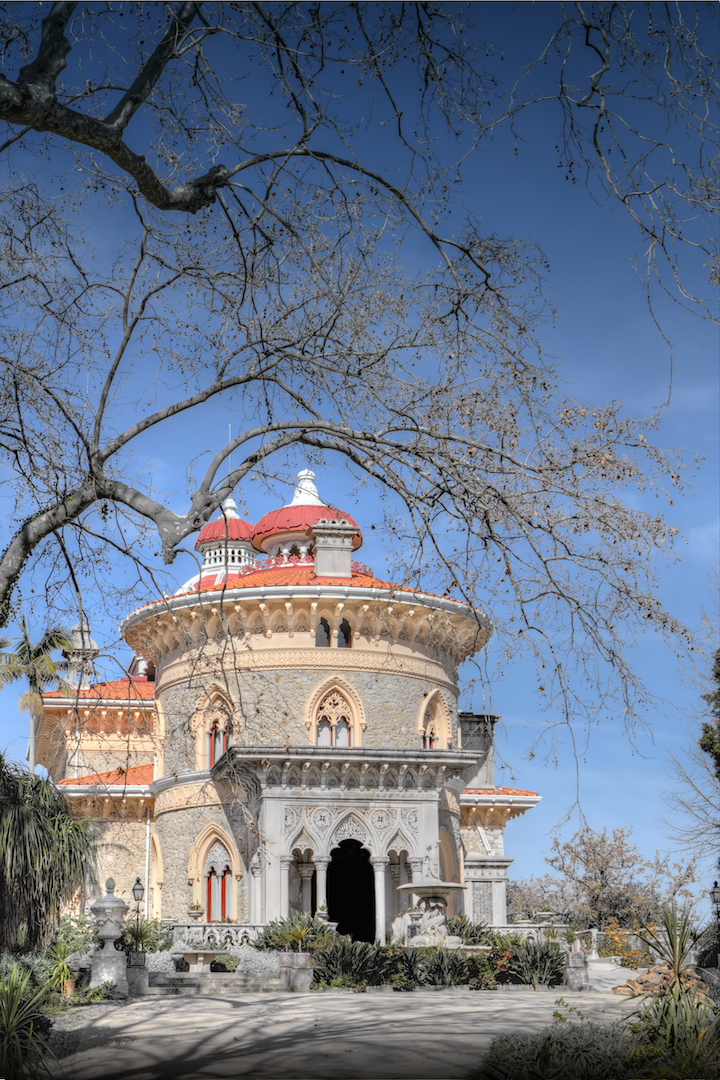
127,967 -> 149,996
463,855 -> 512,926
279,952 -> 314,992
90,878 -> 129,997
564,951 -> 589,991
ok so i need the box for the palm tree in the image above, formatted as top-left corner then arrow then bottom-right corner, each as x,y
0,619 -> 73,773
0,752 -> 96,949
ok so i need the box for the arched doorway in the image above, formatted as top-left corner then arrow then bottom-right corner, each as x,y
327,840 -> 375,942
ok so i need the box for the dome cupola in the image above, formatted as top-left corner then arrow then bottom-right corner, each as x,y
194,497 -> 256,572
251,470 -> 362,559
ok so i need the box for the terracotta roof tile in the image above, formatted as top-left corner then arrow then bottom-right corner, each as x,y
59,764 -> 154,787
44,677 -> 155,701
463,787 -> 539,797
178,564 -> 459,602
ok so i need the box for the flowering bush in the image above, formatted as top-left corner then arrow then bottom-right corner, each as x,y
598,918 -> 654,967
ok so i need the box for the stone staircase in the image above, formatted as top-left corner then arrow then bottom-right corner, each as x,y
585,957 -> 643,993
148,971 -> 284,996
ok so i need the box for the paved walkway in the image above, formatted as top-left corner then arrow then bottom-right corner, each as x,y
47,989 -> 633,1080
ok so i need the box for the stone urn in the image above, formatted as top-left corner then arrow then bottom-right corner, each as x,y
89,878 -> 129,997
187,908 -> 204,921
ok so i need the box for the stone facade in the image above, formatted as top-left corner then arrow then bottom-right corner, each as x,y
43,473 -> 540,937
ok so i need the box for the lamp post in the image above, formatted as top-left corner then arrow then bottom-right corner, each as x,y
132,876 -> 145,943
710,880 -> 720,924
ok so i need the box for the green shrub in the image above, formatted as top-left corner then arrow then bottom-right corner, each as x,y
505,940 -> 566,987
210,954 -> 240,972
421,947 -> 468,986
312,938 -> 390,987
253,913 -> 339,954
466,1023 -> 632,1080
74,980 -> 114,1005
55,915 -> 98,954
119,918 -> 173,953
446,915 -> 490,945
0,965 -> 54,1079
46,942 -> 76,990
625,984 -> 720,1078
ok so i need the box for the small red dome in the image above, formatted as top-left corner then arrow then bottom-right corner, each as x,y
194,498 -> 253,550
251,504 -> 362,552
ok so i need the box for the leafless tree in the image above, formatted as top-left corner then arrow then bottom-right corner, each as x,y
0,3 -> 716,751
508,825 -> 697,928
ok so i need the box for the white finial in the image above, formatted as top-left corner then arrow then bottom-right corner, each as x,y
222,497 -> 239,519
286,469 -> 324,507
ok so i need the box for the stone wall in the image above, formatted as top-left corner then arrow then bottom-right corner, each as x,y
158,665 -> 459,765
91,817 -> 149,911
154,786 -> 249,922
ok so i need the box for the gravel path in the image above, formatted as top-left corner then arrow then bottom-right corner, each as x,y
46,989 -> 634,1080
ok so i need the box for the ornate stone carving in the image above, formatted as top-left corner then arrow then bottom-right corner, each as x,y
370,807 -> 393,834
311,807 -> 335,833
473,881 -> 493,924
400,808 -> 419,835
290,828 -> 316,853
284,806 -> 300,834
331,815 -> 368,847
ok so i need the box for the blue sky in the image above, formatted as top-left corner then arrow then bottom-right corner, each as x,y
0,3 -> 717,915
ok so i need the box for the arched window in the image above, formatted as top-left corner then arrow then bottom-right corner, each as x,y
207,721 -> 229,767
337,618 -> 352,648
422,722 -> 437,749
205,841 -> 233,922
315,688 -> 354,747
194,692 -> 233,770
419,693 -> 449,750
315,617 -> 330,647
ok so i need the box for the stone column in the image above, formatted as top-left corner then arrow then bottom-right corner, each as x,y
370,856 -> 389,945
407,856 -> 424,908
389,863 -> 401,919
314,855 -> 331,913
279,856 -> 293,919
250,857 -> 264,925
298,863 -> 315,915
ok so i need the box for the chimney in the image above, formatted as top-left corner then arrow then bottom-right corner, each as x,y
459,713 -> 499,788
312,518 -> 357,578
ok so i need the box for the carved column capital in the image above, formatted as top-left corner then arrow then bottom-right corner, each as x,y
370,855 -> 390,870
298,863 -> 315,880
314,855 -> 331,870
407,857 -> 424,880
389,864 -> 401,883
280,855 -> 295,870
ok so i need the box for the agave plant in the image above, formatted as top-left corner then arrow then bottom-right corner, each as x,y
421,947 -> 468,986
252,913 -> 338,953
445,915 -> 490,945
505,940 -> 566,987
0,964 -> 54,1080
312,938 -> 388,986
46,941 -> 76,990
633,906 -> 698,986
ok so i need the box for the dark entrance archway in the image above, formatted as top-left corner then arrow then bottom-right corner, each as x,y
327,839 -> 375,942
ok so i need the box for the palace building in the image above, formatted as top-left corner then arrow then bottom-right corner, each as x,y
39,471 -> 540,941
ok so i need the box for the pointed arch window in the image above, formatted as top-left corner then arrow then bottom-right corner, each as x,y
195,692 -> 234,770
420,694 -> 449,750
205,840 -> 233,921
315,688 -> 354,747
315,617 -> 330,647
207,722 -> 229,767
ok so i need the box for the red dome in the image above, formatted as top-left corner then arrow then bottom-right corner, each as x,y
251,504 -> 362,552
195,515 -> 254,550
